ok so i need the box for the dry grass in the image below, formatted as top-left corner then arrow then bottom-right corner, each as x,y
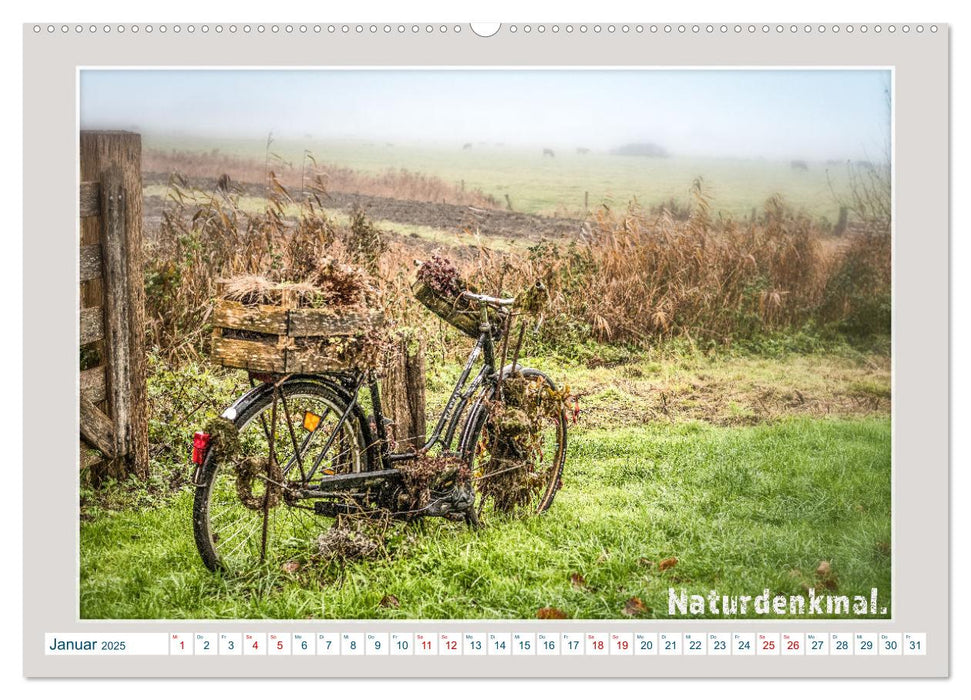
143,147 -> 499,209
454,181 -> 890,348
545,352 -> 891,430
145,172 -> 890,361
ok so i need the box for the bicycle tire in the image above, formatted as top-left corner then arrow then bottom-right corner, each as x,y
192,378 -> 376,572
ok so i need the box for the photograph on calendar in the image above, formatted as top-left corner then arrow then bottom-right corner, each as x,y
78,68 -> 891,621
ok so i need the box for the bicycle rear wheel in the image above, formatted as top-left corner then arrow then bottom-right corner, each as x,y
192,378 -> 373,573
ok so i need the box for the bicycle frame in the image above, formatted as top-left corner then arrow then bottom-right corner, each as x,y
231,300 -> 510,492
375,304 -> 503,470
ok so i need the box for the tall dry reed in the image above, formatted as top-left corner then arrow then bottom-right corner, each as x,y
145,175 -> 890,362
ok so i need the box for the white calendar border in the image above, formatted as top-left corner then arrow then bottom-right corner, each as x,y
22,22 -> 948,675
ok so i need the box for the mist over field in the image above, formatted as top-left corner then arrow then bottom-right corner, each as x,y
81,69 -> 890,162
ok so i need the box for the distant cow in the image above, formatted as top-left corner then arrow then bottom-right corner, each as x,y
576,147 -> 590,155
462,143 -> 473,150
790,160 -> 809,171
543,148 -> 555,158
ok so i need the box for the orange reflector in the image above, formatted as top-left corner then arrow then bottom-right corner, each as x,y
303,411 -> 322,432
322,468 -> 335,476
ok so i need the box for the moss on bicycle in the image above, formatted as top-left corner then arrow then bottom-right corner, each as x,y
476,372 -> 572,514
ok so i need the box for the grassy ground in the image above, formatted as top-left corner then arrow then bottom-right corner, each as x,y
80,348 -> 891,620
145,135 -> 854,221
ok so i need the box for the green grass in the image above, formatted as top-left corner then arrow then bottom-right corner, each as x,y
145,135 -> 855,221
80,416 -> 890,620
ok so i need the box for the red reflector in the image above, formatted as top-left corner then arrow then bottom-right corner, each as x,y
192,432 -> 211,465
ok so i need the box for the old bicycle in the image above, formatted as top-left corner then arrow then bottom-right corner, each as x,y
190,279 -> 568,572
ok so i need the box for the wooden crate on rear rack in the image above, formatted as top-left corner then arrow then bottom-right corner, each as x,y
211,282 -> 385,374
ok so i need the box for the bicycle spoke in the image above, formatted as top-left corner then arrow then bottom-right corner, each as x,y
260,392 -> 279,562
276,388 -> 307,482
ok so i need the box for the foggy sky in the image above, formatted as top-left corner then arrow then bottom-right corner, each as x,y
80,69 -> 890,160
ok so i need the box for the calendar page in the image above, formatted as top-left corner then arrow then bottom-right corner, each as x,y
22,20 -> 948,678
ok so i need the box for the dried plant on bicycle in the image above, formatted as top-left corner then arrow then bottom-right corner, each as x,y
396,453 -> 470,515
234,455 -> 284,511
199,416 -> 285,511
202,416 -> 241,462
477,373 -> 570,513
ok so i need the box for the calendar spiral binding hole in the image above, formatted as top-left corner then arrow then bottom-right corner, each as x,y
32,23 -> 939,36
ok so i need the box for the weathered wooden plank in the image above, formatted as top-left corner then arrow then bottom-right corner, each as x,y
80,366 -> 107,404
213,299 -> 289,335
80,307 -> 104,344
80,439 -> 103,470
81,131 -> 148,479
80,396 -> 115,458
288,308 -> 384,337
80,244 -> 102,282
285,337 -> 367,374
100,165 -> 134,462
211,335 -> 287,373
382,332 -> 426,450
80,181 -> 101,218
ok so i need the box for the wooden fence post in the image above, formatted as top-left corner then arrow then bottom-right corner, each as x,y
834,206 -> 849,237
79,131 -> 148,479
383,333 -> 427,451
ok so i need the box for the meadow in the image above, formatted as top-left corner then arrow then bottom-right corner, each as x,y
144,134 -> 857,221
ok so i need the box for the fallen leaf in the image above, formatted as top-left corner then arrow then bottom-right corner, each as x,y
638,558 -> 654,568
379,594 -> 400,609
282,560 -> 300,574
658,557 -> 678,572
537,607 -> 567,619
622,597 -> 649,617
596,549 -> 610,564
816,561 -> 831,578
570,572 -> 587,589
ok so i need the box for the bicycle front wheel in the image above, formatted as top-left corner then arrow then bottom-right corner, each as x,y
462,368 -> 568,519
192,378 -> 373,573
